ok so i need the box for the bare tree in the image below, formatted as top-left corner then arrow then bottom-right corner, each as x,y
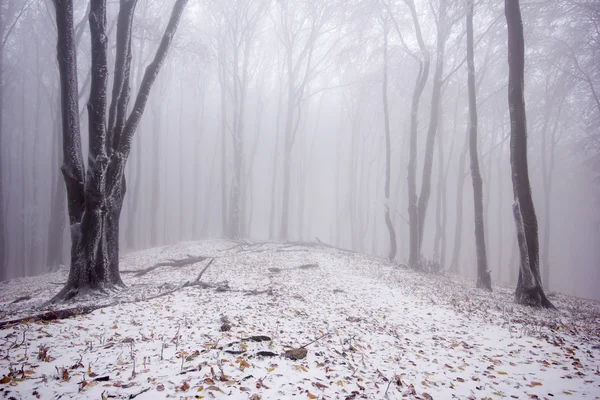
467,0 -> 491,290
381,15 -> 397,261
505,0 -> 553,308
51,0 -> 188,301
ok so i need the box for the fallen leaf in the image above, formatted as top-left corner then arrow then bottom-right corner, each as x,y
307,392 -> 317,399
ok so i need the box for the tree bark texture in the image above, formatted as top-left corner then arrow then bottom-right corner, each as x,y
51,0 -> 188,301
505,0 -> 553,308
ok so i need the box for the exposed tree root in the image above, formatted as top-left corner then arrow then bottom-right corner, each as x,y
121,254 -> 207,277
10,295 -> 32,304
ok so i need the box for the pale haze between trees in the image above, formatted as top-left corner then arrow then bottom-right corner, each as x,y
0,0 -> 599,304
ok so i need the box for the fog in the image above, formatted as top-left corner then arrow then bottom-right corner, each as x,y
1,0 -> 599,300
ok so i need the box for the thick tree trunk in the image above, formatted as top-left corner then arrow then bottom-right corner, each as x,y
51,0 -> 188,301
467,0 -> 491,291
382,22 -> 397,261
505,0 -> 553,308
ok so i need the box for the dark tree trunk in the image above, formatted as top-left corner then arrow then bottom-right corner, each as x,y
406,0 -> 430,268
51,0 -> 188,302
467,0 -> 491,291
505,0 -> 553,308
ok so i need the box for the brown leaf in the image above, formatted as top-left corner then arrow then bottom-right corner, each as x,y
156,383 -> 165,391
0,376 -> 11,384
307,392 -> 318,399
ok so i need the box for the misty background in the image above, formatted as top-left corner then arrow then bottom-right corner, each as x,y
0,0 -> 598,299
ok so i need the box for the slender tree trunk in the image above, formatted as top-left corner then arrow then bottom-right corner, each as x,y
179,81 -> 186,240
540,90 -> 563,290
31,44 -> 43,274
219,62 -> 228,237
433,114 -> 444,262
406,0 -> 430,268
269,85 -> 284,240
125,34 -> 146,250
47,103 -> 67,270
450,130 -> 469,273
416,0 -> 448,262
505,0 -> 553,308
0,6 -> 5,279
382,21 -> 397,261
20,72 -> 28,276
150,99 -> 161,247
467,0 -> 491,290
280,61 -> 295,241
192,81 -> 206,238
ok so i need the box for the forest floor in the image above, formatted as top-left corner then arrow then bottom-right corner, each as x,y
0,239 -> 599,400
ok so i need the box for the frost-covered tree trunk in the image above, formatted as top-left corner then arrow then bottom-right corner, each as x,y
505,0 -> 553,308
381,19 -> 397,261
406,0 -> 430,268
51,0 -> 188,301
467,0 -> 491,291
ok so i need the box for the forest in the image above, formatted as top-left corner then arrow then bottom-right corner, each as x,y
0,0 -> 599,399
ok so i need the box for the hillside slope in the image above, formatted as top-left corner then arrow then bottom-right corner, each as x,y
1,240 -> 599,399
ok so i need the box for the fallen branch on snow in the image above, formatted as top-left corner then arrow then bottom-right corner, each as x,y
121,254 -> 208,277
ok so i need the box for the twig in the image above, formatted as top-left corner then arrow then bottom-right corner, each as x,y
300,333 -> 330,349
128,387 -> 150,399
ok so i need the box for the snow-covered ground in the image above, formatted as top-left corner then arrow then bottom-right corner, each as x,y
1,239 -> 599,399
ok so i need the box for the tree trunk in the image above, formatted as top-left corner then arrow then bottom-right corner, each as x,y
382,21 -> 397,261
416,0 -> 448,263
219,58 -> 228,237
46,104 -> 67,270
51,0 -> 188,301
269,85 -> 284,240
467,0 -> 491,291
505,0 -> 553,308
406,0 -> 430,268
0,6 -> 4,279
449,130 -> 469,273
150,98 -> 161,247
